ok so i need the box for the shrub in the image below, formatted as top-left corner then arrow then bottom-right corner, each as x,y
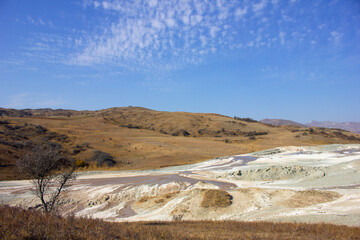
159,129 -> 168,134
172,129 -> 190,137
197,129 -> 206,135
35,125 -> 47,134
234,116 -> 257,123
89,150 -> 116,167
75,159 -> 88,168
245,131 -> 268,136
0,120 -> 9,125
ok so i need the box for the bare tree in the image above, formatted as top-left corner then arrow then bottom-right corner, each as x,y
16,144 -> 76,213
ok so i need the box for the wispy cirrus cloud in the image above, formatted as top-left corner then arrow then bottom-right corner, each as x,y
9,0 -> 355,73
252,0 -> 267,15
70,0 -> 287,70
328,31 -> 343,45
5,93 -> 65,109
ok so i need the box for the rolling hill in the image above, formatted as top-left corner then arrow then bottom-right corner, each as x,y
1,106 -> 360,180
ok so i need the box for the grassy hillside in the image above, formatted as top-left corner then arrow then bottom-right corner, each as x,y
1,205 -> 359,240
1,107 -> 360,180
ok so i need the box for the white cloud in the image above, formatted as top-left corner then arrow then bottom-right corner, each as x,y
8,0 -> 355,75
329,31 -> 343,44
182,15 -> 190,25
271,0 -> 279,5
26,15 -> 47,26
252,0 -> 267,14
93,1 -> 100,8
61,0 -> 342,71
149,0 -> 158,7
318,24 -> 326,30
102,1 -> 110,9
165,18 -> 176,28
235,7 -> 247,20
38,18 -> 45,26
210,26 -> 220,38
152,19 -> 164,29
5,93 -> 64,109
199,35 -> 207,47
279,31 -> 285,45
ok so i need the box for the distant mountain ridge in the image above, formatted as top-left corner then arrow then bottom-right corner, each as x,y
0,108 -> 84,117
307,121 -> 360,134
260,118 -> 360,134
260,119 -> 307,127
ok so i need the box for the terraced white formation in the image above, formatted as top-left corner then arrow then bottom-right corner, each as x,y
1,144 -> 360,226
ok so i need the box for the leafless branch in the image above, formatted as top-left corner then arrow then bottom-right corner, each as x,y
16,144 -> 76,213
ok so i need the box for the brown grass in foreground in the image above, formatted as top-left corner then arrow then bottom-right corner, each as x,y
1,205 -> 359,240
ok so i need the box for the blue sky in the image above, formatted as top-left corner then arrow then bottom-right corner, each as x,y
1,0 -> 360,123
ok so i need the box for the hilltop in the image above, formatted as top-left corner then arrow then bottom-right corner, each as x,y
1,106 -> 360,180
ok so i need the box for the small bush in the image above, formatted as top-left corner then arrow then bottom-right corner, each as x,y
159,129 -> 168,135
0,120 -> 9,125
35,125 -> 47,134
75,159 -> 88,168
122,124 -> 142,129
172,129 -> 190,137
245,131 -> 268,136
89,150 -> 116,167
234,116 -> 257,123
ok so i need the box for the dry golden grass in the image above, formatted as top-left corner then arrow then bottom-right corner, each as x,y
283,190 -> 341,208
1,205 -> 360,240
137,191 -> 179,205
137,196 -> 152,203
201,189 -> 232,208
1,107 -> 360,180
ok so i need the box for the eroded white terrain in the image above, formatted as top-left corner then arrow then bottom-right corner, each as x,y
1,144 -> 360,226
